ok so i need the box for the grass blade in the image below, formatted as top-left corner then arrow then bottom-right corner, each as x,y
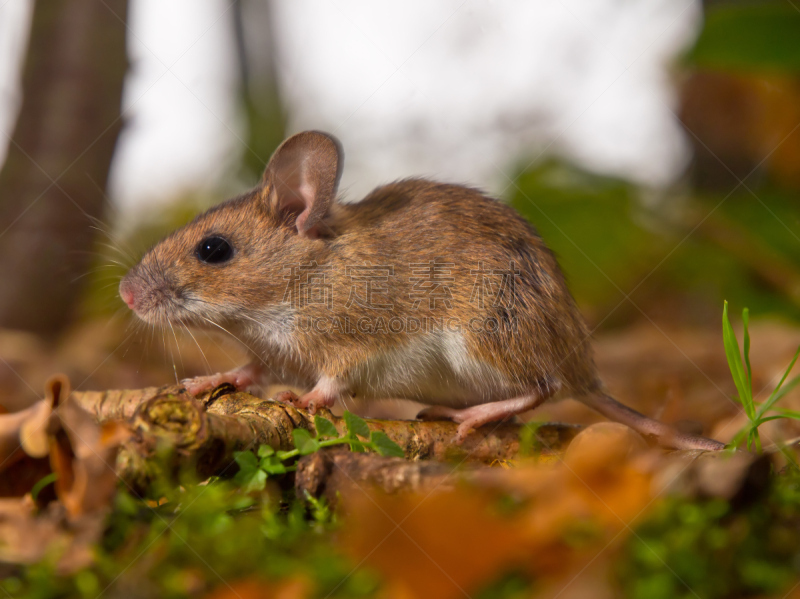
758,414 -> 796,424
727,427 -> 750,450
742,308 -> 752,389
757,348 -> 800,419
765,407 -> 800,420
722,301 -> 754,418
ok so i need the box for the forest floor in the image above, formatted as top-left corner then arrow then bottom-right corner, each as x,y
1,316 -> 800,599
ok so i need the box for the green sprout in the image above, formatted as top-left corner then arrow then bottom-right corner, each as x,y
723,301 -> 800,452
234,411 -> 405,492
29,472 -> 57,503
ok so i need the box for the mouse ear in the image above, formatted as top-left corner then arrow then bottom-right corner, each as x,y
263,131 -> 343,238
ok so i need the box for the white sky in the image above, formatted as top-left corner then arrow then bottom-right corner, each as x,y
0,0 -> 702,218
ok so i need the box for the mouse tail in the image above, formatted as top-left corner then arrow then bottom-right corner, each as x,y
578,390 -> 725,451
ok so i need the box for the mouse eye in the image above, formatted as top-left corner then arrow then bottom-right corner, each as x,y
196,236 -> 234,264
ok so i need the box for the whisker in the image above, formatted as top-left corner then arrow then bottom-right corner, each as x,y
180,322 -> 212,375
166,318 -> 185,382
180,307 -> 281,383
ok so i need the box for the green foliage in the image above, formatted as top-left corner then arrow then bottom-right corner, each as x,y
369,431 -> 406,458
233,451 -> 269,492
292,428 -> 322,455
3,479 -> 381,599
687,2 -> 800,74
722,301 -> 800,451
617,469 -> 800,599
510,162 -> 800,323
233,411 -> 405,492
510,162 -> 658,311
4,412 -> 403,598
314,414 -> 339,438
238,78 -> 285,183
343,410 -> 372,440
473,571 -> 534,599
661,192 -> 800,322
517,421 -> 545,458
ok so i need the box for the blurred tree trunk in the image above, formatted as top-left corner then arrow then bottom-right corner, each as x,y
233,0 -> 286,180
0,0 -> 128,337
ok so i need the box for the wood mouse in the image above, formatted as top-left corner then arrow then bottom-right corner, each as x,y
119,131 -> 724,451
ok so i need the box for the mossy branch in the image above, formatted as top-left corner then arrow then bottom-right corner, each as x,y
3,380 -> 581,493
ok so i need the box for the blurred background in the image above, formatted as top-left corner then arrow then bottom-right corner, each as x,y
0,0 -> 799,442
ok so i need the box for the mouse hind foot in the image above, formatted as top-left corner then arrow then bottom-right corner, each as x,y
417,387 -> 556,444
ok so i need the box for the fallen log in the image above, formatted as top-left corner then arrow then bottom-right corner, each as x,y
2,378 -> 582,493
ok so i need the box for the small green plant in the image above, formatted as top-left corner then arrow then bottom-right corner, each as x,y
29,472 -> 57,503
722,301 -> 800,451
518,421 -> 545,457
234,411 -> 405,491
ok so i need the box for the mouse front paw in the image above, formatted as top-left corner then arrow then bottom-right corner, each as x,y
273,389 -> 335,414
182,365 -> 259,396
273,389 -> 301,405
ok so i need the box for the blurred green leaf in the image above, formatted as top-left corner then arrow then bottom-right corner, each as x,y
314,415 -> 339,439
233,451 -> 267,492
510,161 -> 663,310
343,411 -> 371,440
292,428 -> 321,455
261,462 -> 288,476
370,431 -> 405,458
510,161 -> 800,323
257,444 -> 275,458
688,3 -> 800,73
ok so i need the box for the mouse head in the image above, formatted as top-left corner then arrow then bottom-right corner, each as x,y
119,131 -> 343,329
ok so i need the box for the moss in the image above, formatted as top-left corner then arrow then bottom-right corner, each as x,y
616,468 -> 800,599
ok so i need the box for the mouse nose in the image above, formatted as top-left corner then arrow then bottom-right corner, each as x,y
119,279 -> 136,310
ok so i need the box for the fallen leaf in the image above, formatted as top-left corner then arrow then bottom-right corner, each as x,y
341,430 -> 654,598
46,378 -> 129,518
342,488 -> 528,599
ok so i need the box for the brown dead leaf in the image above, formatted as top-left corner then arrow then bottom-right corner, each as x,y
0,374 -> 129,572
0,497 -> 60,564
563,423 -> 647,470
0,400 -> 50,471
0,496 -> 104,573
342,487 -> 528,599
341,427 -> 654,599
0,374 -> 73,496
45,376 -> 129,518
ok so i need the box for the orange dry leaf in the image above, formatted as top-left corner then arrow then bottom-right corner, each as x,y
0,374 -> 78,483
340,423 -> 653,599
47,378 -> 129,517
342,487 -> 528,599
0,374 -> 129,572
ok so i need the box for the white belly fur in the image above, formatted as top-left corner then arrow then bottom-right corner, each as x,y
347,330 -> 511,407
